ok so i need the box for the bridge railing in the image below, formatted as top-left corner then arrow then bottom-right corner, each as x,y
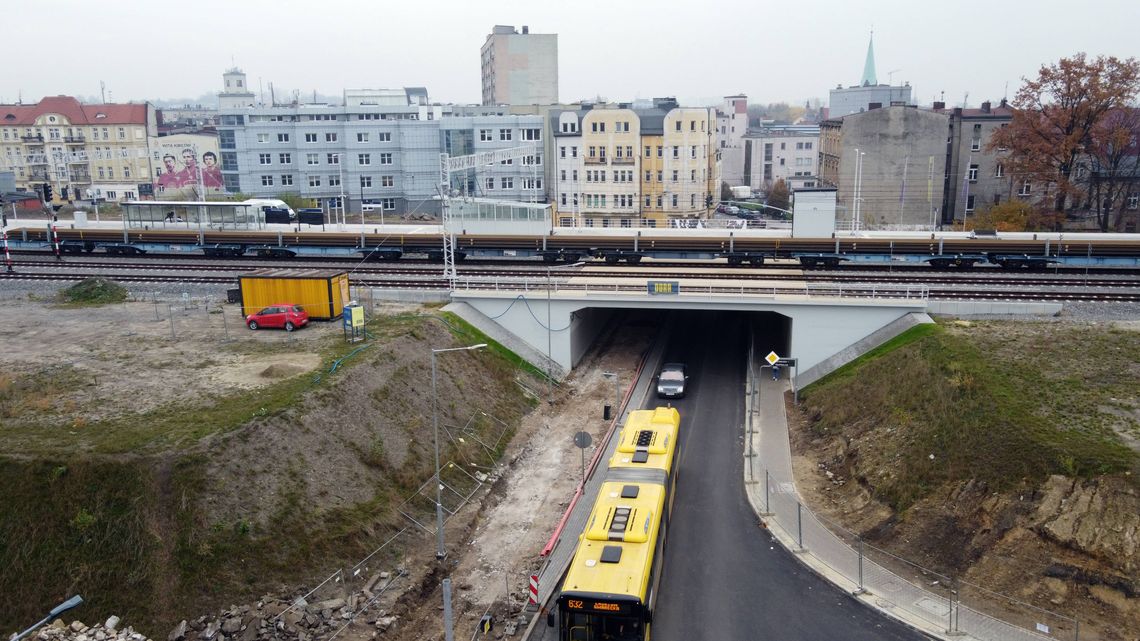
447,276 -> 930,301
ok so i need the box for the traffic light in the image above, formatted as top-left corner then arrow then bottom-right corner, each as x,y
43,183 -> 53,202
705,194 -> 714,207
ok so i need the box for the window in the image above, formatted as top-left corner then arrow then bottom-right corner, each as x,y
257,133 -> 270,143
480,129 -> 492,141
305,133 -> 318,143
360,176 -> 372,188
672,170 -> 678,182
588,146 -> 596,158
485,177 -> 494,190
358,153 -> 371,165
971,124 -> 982,151
328,153 -> 340,164
107,167 -> 113,179
381,198 -> 395,210
645,170 -> 651,182
657,171 -> 663,182
675,121 -> 681,131
259,153 -> 272,165
691,169 -> 696,181
279,153 -> 292,164
381,175 -> 394,187
672,146 -> 679,158
691,194 -> 696,207
379,153 -> 392,165
325,133 -> 337,142
657,146 -> 663,157
278,133 -> 290,143
561,193 -> 567,205
281,174 -> 294,186
105,190 -> 116,199
378,132 -> 391,142
124,167 -> 131,178
499,128 -> 512,141
691,146 -> 697,158
306,153 -> 320,165
571,146 -> 578,158
522,128 -> 541,140
261,175 -> 274,186
560,146 -> 566,158
645,195 -> 651,207
995,163 -> 1004,178
1018,180 -> 1031,196
357,133 -> 369,143
672,194 -> 678,207
965,195 -> 976,212
644,146 -> 651,157
572,169 -> 578,180
523,177 -> 542,189
500,158 -> 513,165
690,120 -> 696,131
796,142 -> 804,150
308,175 -> 321,187
329,175 -> 341,187
615,146 -> 623,159
804,142 -> 813,150
656,195 -> 663,208
968,164 -> 979,182
1126,194 -> 1139,209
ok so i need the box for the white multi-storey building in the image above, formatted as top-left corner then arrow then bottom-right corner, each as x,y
481,25 -> 559,106
741,126 -> 821,194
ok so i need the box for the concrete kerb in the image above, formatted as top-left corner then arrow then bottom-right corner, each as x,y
743,355 -> 978,641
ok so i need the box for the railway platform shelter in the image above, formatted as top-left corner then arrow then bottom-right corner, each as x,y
122,201 -> 263,231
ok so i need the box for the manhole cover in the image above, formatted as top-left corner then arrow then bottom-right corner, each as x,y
915,597 -> 950,617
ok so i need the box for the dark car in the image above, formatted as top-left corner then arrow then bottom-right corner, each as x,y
656,363 -> 689,399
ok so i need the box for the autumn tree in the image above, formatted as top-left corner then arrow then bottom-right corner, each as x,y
766,179 -> 790,213
988,53 -> 1140,229
1085,107 -> 1140,231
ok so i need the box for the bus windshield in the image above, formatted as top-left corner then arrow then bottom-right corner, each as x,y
564,613 -> 643,641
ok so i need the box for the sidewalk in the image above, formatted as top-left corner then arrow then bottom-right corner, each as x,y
743,370 -> 989,641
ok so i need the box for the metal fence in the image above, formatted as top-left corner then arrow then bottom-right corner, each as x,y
746,347 -> 1081,641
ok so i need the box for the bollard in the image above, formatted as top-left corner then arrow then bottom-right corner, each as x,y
221,307 -> 231,342
168,304 -> 176,340
442,578 -> 454,641
854,538 -> 866,595
153,297 -> 160,322
764,470 -> 771,514
796,502 -> 804,550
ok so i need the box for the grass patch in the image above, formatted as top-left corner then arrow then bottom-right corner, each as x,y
799,320 -> 1139,511
441,311 -> 549,383
58,278 -> 128,306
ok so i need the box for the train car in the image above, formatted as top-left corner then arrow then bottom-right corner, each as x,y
9,221 -> 1140,270
554,406 -> 681,641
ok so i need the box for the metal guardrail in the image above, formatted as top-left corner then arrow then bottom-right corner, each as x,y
448,277 -> 930,301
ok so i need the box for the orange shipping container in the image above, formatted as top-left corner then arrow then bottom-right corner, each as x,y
237,269 -> 349,321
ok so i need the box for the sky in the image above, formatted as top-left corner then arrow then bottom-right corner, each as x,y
3,0 -> 1138,109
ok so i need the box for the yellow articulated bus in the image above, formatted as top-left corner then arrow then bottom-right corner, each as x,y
555,406 -> 681,641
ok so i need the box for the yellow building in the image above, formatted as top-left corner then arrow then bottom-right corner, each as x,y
552,99 -> 720,227
0,95 -> 157,203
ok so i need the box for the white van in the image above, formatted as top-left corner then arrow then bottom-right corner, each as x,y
243,199 -> 297,220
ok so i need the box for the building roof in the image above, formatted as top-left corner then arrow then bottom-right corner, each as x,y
861,34 -> 877,86
633,108 -> 667,135
0,95 -> 149,126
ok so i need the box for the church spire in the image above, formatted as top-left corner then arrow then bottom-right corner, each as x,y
861,31 -> 877,86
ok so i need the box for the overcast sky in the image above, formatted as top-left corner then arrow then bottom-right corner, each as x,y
4,0 -> 1137,108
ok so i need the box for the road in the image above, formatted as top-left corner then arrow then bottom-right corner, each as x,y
651,311 -> 928,641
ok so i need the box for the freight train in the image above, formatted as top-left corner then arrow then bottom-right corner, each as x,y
7,221 -> 1140,271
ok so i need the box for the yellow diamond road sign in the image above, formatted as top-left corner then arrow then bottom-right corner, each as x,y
765,351 -> 780,365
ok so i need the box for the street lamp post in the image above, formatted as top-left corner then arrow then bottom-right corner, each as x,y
11,595 -> 83,641
430,344 -> 486,641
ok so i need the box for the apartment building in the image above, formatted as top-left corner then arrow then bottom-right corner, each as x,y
717,94 -> 749,186
0,95 -> 157,203
936,100 -> 1015,223
551,99 -> 719,227
741,125 -> 820,195
217,95 -> 544,218
481,25 -> 559,106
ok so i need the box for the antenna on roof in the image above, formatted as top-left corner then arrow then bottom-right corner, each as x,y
1003,81 -> 1009,101
100,81 -> 106,104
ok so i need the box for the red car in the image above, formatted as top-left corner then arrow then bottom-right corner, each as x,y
246,304 -> 309,331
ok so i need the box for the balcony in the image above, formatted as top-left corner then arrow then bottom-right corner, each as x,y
612,156 -> 635,165
64,135 -> 86,144
585,155 -> 608,165
21,134 -> 44,142
29,171 -> 50,181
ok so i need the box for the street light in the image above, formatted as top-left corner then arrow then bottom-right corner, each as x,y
11,595 -> 83,641
546,262 -> 584,402
431,343 -> 487,559
430,344 -> 485,641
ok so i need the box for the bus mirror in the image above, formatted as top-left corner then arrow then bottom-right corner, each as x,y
546,610 -> 556,627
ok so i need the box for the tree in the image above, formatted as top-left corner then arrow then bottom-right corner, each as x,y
720,181 -> 733,202
766,179 -> 790,214
1085,108 -> 1140,231
275,192 -> 314,211
988,54 -> 1140,228
963,201 -> 1032,231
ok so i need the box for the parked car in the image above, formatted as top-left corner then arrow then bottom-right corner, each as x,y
655,362 -> 689,399
246,304 -> 310,331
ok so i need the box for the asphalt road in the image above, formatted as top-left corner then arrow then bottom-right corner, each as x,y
651,311 -> 928,641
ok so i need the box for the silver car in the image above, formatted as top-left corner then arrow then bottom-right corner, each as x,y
656,363 -> 689,399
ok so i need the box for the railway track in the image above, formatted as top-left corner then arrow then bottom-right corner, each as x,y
3,269 -> 1139,303
7,259 -> 1140,289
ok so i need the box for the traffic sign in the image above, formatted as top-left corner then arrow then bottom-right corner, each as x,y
765,351 -> 780,365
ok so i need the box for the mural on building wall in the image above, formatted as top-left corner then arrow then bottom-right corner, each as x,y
152,138 -> 223,200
